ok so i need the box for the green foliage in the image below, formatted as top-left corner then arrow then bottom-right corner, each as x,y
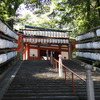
93,61 -> 100,67
52,0 -> 100,36
33,5 -> 50,15
0,0 -> 24,28
1,0 -> 98,35
26,0 -> 39,5
0,1 -> 8,20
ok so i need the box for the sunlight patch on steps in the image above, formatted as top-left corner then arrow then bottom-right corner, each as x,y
32,67 -> 64,79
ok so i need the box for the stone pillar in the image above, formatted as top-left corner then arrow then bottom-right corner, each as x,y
85,64 -> 95,100
58,55 -> 63,77
46,50 -> 49,60
50,51 -> 53,64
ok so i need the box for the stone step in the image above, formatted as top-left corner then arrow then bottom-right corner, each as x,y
76,88 -> 100,92
10,82 -> 85,84
8,87 -> 72,90
2,95 -> 79,100
4,92 -> 76,97
10,83 -> 70,86
1,60 -> 100,100
78,96 -> 100,100
9,83 -> 100,89
9,83 -> 87,87
76,92 -> 100,96
7,87 -> 87,91
10,82 -> 70,85
6,89 -> 73,93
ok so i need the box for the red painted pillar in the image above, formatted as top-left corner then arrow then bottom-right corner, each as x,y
23,45 -> 26,60
68,44 -> 70,60
16,33 -> 23,60
26,44 -> 29,60
23,44 -> 29,60
16,34 -> 23,52
25,44 -> 27,60
38,46 -> 40,60
27,45 -> 30,60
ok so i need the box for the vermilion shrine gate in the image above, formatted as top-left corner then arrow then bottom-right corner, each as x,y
17,25 -> 73,60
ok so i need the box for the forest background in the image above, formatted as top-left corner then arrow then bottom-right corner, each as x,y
0,0 -> 100,37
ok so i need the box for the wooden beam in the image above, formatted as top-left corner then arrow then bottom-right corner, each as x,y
29,46 -> 69,52
23,35 -> 69,39
24,42 -> 69,45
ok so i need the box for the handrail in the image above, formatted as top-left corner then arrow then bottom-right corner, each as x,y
53,58 -> 86,82
51,57 -> 86,92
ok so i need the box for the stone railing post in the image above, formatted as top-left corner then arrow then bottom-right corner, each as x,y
85,64 -> 95,100
46,50 -> 49,60
58,55 -> 63,77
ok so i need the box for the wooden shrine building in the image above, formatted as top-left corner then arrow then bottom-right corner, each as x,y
18,25 -> 72,60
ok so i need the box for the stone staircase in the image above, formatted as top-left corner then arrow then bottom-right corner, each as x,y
63,60 -> 100,100
1,60 -> 100,100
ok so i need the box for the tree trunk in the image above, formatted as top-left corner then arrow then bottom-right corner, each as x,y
97,0 -> 100,17
86,0 -> 91,30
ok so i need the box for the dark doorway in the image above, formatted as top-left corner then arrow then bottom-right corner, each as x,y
40,50 -> 60,60
53,51 -> 60,60
40,50 -> 46,56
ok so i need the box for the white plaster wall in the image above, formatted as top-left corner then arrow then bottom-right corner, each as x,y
30,49 -> 38,57
61,52 -> 68,59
